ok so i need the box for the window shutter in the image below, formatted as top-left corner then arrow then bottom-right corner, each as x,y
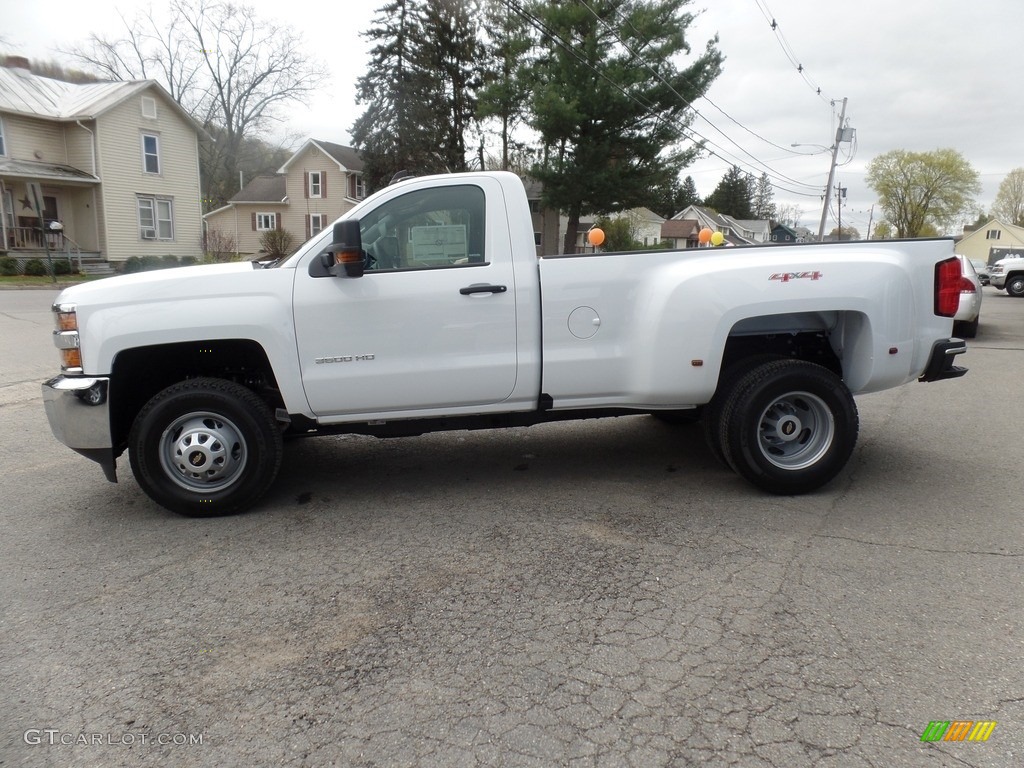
305,215 -> 310,240
321,172 -> 327,197
304,172 -> 309,199
276,214 -> 282,231
349,175 -> 355,198
251,212 -> 257,231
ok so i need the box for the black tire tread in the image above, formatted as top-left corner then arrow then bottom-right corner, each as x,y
128,377 -> 283,517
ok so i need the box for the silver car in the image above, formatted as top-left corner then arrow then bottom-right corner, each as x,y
954,255 -> 981,338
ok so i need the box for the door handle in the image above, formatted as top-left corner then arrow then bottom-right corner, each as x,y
459,284 -> 507,295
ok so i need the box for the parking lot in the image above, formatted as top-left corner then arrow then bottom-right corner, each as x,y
1,286 -> 1021,767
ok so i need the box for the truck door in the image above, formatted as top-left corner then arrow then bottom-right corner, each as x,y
292,181 -> 518,418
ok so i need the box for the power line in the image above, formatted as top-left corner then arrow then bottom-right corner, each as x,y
752,0 -> 831,103
571,0 -> 822,195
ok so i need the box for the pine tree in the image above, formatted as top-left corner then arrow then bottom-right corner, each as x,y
526,0 -> 723,252
752,172 -> 777,220
705,166 -> 753,219
678,176 -> 700,210
418,0 -> 482,173
351,0 -> 433,191
476,0 -> 536,170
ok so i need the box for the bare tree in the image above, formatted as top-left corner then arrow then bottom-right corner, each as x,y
63,0 -> 327,208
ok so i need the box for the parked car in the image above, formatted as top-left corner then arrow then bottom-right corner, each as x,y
970,258 -> 990,286
954,255 -> 982,338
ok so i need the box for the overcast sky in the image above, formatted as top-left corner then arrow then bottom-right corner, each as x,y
4,0 -> 1023,235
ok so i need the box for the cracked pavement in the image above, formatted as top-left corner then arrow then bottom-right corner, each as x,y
1,288 -> 1021,767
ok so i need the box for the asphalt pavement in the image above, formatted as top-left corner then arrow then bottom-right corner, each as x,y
1,286 -> 1021,767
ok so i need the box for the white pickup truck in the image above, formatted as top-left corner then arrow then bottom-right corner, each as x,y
42,171 -> 967,516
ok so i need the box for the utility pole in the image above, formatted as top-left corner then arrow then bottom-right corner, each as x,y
817,97 -> 849,242
836,182 -> 847,240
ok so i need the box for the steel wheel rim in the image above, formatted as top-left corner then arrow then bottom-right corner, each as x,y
159,411 -> 247,492
756,391 -> 834,470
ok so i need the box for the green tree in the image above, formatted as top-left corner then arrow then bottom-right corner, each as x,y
865,148 -> 980,237
678,176 -> 700,210
353,0 -> 482,189
418,0 -> 482,173
992,168 -> 1024,226
751,172 -> 777,220
871,220 -> 893,239
594,215 -> 642,251
476,0 -> 536,170
705,166 -> 753,219
352,0 -> 433,190
527,0 -> 723,253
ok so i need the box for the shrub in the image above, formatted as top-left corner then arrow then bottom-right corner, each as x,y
0,257 -> 17,276
259,229 -> 294,259
162,254 -> 180,268
123,256 -> 142,274
140,255 -> 164,271
53,260 -> 71,275
23,259 -> 47,276
202,229 -> 237,262
180,255 -> 198,266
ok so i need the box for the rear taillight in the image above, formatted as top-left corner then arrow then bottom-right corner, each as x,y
959,277 -> 976,294
935,258 -> 961,317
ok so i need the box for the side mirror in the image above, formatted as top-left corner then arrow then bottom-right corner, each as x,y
325,220 -> 364,278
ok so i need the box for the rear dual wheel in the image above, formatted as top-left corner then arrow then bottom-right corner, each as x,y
708,359 -> 858,494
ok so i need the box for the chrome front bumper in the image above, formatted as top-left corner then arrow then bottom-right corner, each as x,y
41,376 -> 117,482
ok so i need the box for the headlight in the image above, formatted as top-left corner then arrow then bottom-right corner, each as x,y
52,303 -> 83,373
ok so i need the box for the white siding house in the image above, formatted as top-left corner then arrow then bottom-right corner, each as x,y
0,58 -> 204,268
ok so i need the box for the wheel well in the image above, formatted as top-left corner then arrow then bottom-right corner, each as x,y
721,330 -> 842,380
109,339 -> 283,454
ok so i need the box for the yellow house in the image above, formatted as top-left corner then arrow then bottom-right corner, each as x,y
956,218 -> 1024,266
204,139 -> 366,258
0,58 -> 204,271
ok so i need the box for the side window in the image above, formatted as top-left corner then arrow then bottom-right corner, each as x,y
142,134 -> 160,174
358,185 -> 485,272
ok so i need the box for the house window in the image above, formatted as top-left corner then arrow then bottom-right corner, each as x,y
141,96 -> 157,119
256,213 -> 277,231
142,134 -> 160,174
138,196 -> 173,240
986,229 -> 1001,240
308,171 -> 323,198
310,214 -> 325,237
354,175 -> 365,199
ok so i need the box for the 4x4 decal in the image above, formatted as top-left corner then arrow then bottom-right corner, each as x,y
770,271 -> 823,282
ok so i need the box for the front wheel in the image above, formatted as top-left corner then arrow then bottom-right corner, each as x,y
128,378 -> 283,516
719,360 -> 858,495
1006,275 -> 1024,298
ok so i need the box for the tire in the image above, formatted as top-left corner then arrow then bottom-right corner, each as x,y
953,316 -> 978,339
702,355 -> 783,469
1006,275 -> 1024,298
719,359 -> 858,495
128,377 -> 283,517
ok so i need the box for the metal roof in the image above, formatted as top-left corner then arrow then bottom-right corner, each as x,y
0,65 -> 204,134
0,156 -> 99,183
